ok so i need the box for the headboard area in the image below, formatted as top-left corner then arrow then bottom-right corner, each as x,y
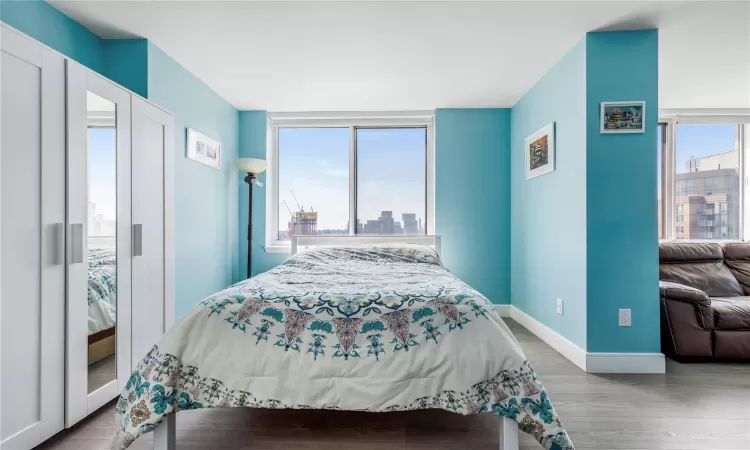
291,235 -> 442,258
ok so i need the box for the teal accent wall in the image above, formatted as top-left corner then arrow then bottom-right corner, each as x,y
585,30 -> 659,353
103,39 -> 148,98
147,43 -> 240,319
435,109 -> 511,304
0,0 -> 105,74
237,112 -> 287,279
510,40 -> 588,349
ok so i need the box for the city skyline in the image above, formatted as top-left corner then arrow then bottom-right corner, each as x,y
277,127 -> 426,234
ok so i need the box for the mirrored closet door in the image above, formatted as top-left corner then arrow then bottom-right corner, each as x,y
66,61 -> 132,426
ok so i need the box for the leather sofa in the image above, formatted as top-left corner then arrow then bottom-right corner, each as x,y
659,242 -> 750,361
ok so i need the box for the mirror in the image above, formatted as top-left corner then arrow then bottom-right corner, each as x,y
86,92 -> 117,394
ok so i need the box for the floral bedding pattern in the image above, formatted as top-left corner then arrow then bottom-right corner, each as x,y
89,248 -> 117,335
113,244 -> 574,450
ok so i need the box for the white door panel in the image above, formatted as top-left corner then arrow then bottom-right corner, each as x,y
131,97 -> 173,364
0,26 -> 65,449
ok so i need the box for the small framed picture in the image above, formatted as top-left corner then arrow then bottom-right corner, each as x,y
525,122 -> 555,180
601,101 -> 645,134
186,128 -> 221,169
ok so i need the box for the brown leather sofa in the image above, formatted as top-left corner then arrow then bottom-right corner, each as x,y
659,242 -> 750,361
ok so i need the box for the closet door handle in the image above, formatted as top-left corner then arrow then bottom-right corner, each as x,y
70,223 -> 83,264
133,224 -> 143,256
53,223 -> 64,265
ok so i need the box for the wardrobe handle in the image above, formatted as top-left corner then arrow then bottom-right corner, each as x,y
70,223 -> 83,264
133,224 -> 143,256
53,223 -> 64,265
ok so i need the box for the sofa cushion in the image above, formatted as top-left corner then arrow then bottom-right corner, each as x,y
723,243 -> 750,295
659,243 -> 744,297
711,297 -> 750,330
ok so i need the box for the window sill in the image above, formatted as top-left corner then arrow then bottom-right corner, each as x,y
264,245 -> 291,254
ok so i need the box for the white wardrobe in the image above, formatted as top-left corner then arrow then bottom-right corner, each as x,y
0,25 -> 174,449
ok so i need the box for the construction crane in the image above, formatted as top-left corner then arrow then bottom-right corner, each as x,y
282,200 -> 294,219
291,190 -> 302,211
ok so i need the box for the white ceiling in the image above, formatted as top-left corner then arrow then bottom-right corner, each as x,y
49,0 -> 750,111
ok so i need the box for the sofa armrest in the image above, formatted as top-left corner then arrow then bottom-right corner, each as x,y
659,281 -> 711,305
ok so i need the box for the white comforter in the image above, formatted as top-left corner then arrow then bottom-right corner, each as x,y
114,244 -> 573,450
89,248 -> 117,335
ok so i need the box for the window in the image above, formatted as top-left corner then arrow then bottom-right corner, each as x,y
660,116 -> 749,241
266,113 -> 434,250
356,128 -> 426,235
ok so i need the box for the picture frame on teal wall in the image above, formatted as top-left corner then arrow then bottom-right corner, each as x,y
600,101 -> 645,134
525,122 -> 555,180
186,128 -> 221,169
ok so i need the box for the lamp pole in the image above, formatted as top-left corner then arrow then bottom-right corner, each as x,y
244,172 -> 257,279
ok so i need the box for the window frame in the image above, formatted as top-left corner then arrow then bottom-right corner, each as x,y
659,109 -> 750,242
265,111 -> 435,252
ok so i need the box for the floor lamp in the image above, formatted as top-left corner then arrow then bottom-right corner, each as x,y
235,158 -> 267,279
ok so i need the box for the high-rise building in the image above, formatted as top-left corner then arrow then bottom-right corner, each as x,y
674,167 -> 739,240
402,213 -> 419,235
288,210 -> 317,236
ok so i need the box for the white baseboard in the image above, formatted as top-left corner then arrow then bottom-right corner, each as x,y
585,352 -> 665,374
494,304 -> 512,317
494,305 -> 665,374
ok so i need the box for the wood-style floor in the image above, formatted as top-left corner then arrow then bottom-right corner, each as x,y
37,319 -> 750,450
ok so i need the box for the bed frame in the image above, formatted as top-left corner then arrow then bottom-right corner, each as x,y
152,234 -> 520,450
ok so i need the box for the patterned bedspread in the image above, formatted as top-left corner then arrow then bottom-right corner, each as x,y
113,244 -> 574,450
89,248 -> 117,335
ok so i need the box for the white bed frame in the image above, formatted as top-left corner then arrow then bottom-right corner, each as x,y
153,234 -> 519,450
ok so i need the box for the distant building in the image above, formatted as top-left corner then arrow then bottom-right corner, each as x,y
402,213 -> 419,235
288,210 -> 317,236
674,167 -> 739,240
685,150 -> 738,173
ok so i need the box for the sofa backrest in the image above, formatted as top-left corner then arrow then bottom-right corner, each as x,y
659,243 -> 744,297
723,243 -> 750,295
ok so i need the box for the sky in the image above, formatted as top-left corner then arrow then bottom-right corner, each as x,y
89,127 -> 117,222
278,127 -> 426,234
658,123 -> 739,200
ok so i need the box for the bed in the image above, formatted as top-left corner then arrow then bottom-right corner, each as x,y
113,236 -> 574,450
88,248 -> 117,364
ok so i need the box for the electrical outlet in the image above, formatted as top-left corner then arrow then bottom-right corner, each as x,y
556,298 -> 564,315
619,309 -> 632,327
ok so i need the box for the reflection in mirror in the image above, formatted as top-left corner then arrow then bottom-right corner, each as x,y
86,92 -> 117,394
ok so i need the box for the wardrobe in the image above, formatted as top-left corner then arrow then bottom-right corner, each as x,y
0,25 -> 174,449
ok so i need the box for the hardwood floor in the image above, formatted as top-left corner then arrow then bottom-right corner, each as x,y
37,319 -> 750,450
88,354 -> 116,394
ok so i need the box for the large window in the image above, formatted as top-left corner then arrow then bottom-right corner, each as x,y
267,113 -> 434,250
277,128 -> 350,240
660,115 -> 749,241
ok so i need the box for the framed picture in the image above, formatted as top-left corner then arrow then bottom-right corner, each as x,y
600,101 -> 645,134
186,128 -> 221,169
525,122 -> 555,180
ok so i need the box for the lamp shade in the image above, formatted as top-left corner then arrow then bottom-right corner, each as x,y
235,158 -> 267,174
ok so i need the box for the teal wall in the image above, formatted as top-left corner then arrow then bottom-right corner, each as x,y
0,0 -> 105,74
147,44 -> 240,319
237,111 -> 287,279
585,30 -> 659,353
103,39 -> 148,98
510,40 -> 588,349
435,109 -> 511,304
509,31 -> 659,354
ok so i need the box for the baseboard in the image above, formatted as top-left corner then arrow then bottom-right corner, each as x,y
586,352 -> 665,374
494,305 -> 665,374
501,305 -> 588,371
494,304 -> 512,317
